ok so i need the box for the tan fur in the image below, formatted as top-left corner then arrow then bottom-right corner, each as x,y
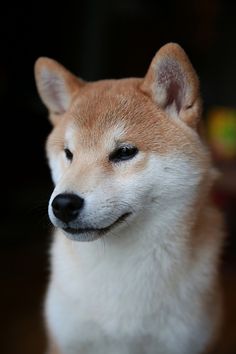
46,78 -> 206,167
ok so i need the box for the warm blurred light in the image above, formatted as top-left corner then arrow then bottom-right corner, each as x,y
207,107 -> 236,160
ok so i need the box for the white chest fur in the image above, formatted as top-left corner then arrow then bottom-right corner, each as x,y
45,207 -> 222,354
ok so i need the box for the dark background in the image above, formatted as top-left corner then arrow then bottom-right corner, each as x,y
1,1 -> 236,353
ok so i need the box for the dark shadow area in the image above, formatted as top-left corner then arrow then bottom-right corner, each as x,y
1,0 -> 236,353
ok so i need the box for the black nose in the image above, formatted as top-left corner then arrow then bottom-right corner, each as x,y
51,193 -> 84,223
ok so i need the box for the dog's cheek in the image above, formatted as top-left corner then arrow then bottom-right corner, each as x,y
115,173 -> 151,210
48,153 -> 65,185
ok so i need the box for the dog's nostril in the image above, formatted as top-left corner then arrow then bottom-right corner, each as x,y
51,193 -> 84,223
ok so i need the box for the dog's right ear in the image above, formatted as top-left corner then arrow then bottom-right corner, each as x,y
34,58 -> 82,124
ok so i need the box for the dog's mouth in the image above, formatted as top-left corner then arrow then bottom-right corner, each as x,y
62,212 -> 131,241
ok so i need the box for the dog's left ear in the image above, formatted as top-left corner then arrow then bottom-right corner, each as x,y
141,43 -> 201,128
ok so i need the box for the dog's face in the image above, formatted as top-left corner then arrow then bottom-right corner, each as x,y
35,43 -> 209,241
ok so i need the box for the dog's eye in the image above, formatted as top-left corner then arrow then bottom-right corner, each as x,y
64,148 -> 73,161
109,145 -> 138,163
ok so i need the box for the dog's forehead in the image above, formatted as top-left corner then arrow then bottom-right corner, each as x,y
64,119 -> 125,153
70,78 -> 144,127
62,78 -> 194,154
65,79 -> 148,146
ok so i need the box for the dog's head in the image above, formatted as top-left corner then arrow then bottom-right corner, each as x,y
35,43 -> 210,241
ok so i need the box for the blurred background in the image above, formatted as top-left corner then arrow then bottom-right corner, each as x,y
1,0 -> 236,353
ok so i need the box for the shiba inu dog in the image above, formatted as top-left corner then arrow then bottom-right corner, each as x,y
35,43 -> 224,354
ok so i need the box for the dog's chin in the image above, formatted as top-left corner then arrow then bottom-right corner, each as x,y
61,212 -> 131,242
62,229 -> 103,242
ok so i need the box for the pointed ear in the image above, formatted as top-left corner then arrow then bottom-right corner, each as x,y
141,43 -> 201,128
34,57 -> 82,124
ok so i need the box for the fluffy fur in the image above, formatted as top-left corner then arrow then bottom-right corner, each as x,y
35,43 -> 224,354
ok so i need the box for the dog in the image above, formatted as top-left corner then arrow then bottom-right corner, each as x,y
35,43 -> 224,354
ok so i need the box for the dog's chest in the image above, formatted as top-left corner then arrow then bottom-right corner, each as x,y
47,234 -> 179,352
46,230 -> 213,354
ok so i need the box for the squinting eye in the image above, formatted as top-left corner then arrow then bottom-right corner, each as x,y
109,145 -> 138,163
64,148 -> 73,161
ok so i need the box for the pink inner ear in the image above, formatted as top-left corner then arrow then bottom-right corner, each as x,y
41,69 -> 69,114
48,84 -> 67,114
35,57 -> 82,118
157,59 -> 186,113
